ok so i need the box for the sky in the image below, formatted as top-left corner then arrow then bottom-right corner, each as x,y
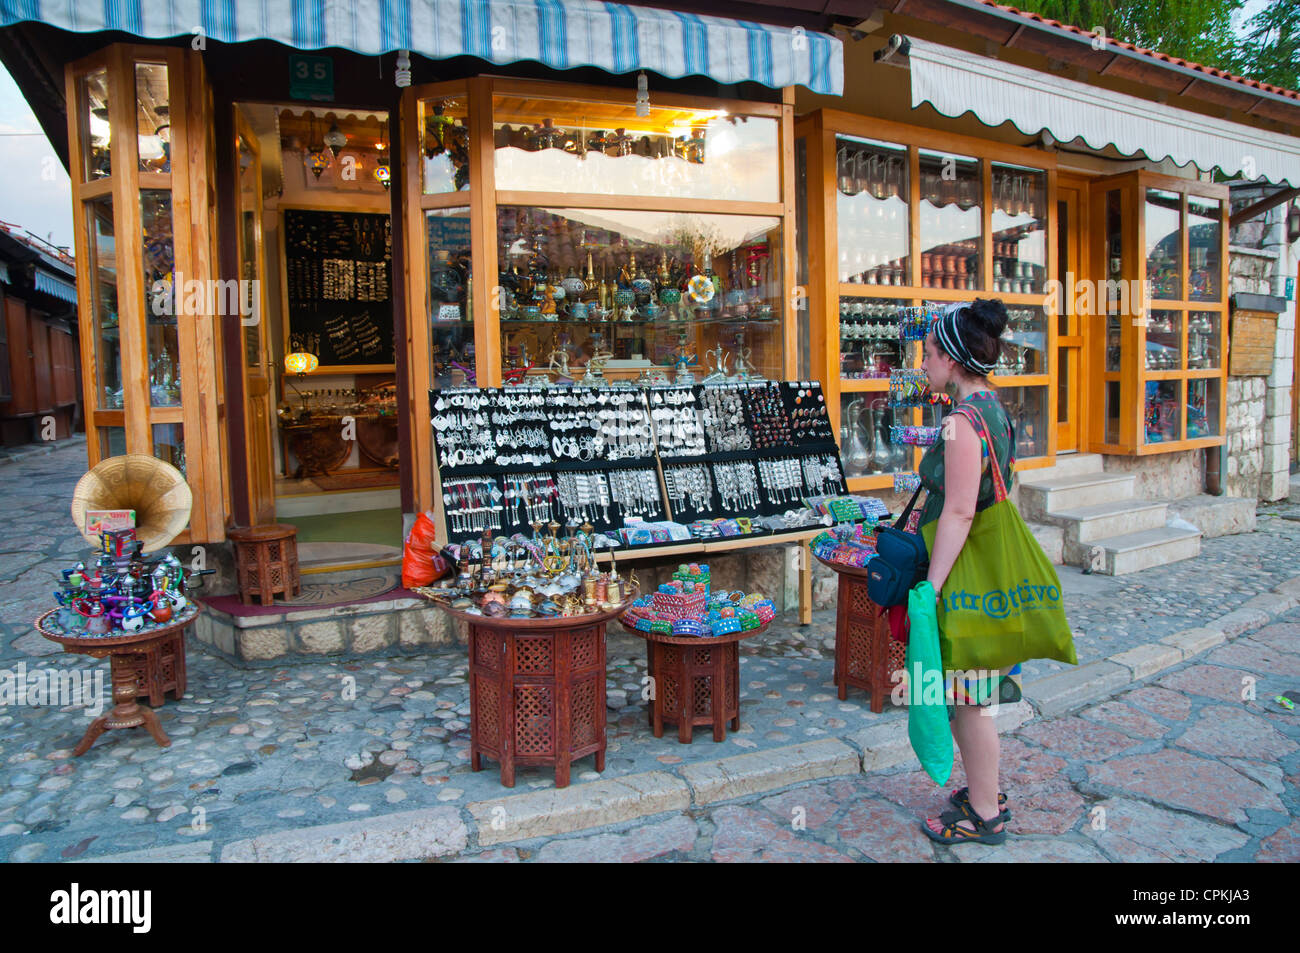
0,0 -> 1286,252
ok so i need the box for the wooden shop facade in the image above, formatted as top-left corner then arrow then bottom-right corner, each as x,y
1,0 -> 1297,574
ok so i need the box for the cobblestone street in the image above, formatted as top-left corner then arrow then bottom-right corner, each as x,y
1,440 -> 1298,863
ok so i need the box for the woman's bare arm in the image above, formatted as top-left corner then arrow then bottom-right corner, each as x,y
925,412 -> 982,598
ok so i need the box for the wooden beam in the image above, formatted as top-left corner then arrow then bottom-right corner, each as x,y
1229,186 -> 1300,229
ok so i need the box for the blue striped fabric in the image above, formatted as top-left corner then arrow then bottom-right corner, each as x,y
1,0 -> 843,94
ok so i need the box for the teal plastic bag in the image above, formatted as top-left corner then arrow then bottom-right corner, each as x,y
906,581 -> 953,785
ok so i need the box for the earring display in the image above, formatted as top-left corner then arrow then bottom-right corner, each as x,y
649,386 -> 707,457
504,473 -> 558,524
700,384 -> 751,452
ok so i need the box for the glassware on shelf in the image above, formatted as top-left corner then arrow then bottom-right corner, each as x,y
836,135 -> 910,285
1187,195 -> 1222,301
841,398 -> 870,478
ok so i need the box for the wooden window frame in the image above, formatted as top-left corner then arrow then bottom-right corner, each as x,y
401,78 -> 798,518
65,44 -> 225,543
1084,170 -> 1228,456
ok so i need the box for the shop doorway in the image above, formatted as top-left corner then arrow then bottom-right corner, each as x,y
232,103 -> 403,565
1056,179 -> 1087,453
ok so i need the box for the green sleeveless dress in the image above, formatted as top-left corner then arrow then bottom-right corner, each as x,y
915,391 -> 1021,708
916,392 -> 1015,532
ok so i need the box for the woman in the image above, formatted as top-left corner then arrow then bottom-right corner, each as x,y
916,299 -> 1019,846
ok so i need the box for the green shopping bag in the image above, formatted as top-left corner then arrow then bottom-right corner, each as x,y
906,581 -> 953,785
921,405 -> 1077,673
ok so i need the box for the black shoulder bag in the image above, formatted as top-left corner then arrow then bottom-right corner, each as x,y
866,483 -> 929,607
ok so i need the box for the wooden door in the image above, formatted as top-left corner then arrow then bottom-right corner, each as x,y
235,109 -> 276,525
1056,180 -> 1087,452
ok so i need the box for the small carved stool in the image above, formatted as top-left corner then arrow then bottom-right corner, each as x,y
228,524 -> 301,606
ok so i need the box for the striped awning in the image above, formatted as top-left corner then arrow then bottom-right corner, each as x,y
0,0 -> 842,95
34,270 -> 78,304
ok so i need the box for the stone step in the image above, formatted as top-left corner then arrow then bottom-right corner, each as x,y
1088,525 -> 1203,576
1167,495 -> 1258,538
1017,472 -> 1136,521
1049,500 -> 1170,559
1028,452 -> 1105,480
1025,522 -> 1064,565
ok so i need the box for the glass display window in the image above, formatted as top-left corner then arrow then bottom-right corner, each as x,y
839,297 -> 908,381
491,95 -> 779,203
991,163 -> 1047,295
836,136 -> 910,285
1088,172 -> 1227,453
1144,188 -> 1181,300
995,305 -> 1048,377
998,385 -> 1049,459
426,207 -> 474,387
839,394 -> 915,479
918,149 -> 981,291
80,68 -> 112,181
420,97 -> 470,194
1187,195 -> 1222,302
495,206 -> 783,382
142,189 -> 181,406
87,195 -> 122,410
135,62 -> 170,174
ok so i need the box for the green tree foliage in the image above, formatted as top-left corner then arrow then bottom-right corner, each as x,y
1229,0 -> 1299,89
1011,0 -> 1241,70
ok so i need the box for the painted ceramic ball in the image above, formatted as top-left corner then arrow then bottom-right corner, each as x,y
483,601 -> 508,618
658,288 -> 681,305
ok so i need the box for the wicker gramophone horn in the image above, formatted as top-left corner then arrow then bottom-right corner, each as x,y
70,454 -> 194,553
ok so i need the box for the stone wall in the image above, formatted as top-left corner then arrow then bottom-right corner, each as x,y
1099,449 -> 1205,500
1226,376 -> 1265,499
1228,241 -> 1293,502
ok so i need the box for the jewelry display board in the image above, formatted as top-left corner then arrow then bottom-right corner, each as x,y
430,380 -> 848,549
283,208 -> 395,369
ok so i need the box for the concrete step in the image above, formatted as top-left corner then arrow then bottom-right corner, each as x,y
1085,525 -> 1203,576
1018,472 -> 1136,521
1050,499 -> 1170,561
299,542 -> 403,584
1029,452 -> 1105,480
1167,495 -> 1257,538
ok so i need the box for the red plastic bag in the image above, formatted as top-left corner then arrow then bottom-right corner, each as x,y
402,512 -> 448,588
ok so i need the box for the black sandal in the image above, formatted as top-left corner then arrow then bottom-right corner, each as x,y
921,810 -> 1007,846
949,786 -> 1010,822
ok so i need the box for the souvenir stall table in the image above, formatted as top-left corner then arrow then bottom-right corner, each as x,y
415,580 -> 637,789
619,621 -> 766,744
811,557 -> 903,713
35,604 -> 198,755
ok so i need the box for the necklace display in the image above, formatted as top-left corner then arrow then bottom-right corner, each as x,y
442,477 -> 504,534
431,381 -> 851,547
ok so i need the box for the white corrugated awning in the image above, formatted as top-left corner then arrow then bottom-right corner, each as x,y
0,0 -> 842,95
906,37 -> 1300,187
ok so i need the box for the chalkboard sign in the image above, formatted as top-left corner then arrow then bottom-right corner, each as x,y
283,208 -> 395,367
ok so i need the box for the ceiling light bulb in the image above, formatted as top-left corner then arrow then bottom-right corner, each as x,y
395,50 -> 412,88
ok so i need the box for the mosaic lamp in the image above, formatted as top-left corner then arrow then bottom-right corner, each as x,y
284,351 -> 319,415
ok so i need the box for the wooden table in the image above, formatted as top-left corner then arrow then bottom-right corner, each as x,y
814,556 -> 904,713
419,595 -> 636,789
35,605 -> 198,756
620,620 -> 767,744
227,523 -> 301,606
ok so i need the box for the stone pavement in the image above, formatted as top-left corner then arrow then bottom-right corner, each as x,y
0,440 -> 1297,862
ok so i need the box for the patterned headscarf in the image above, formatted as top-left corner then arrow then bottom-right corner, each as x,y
933,303 -> 995,377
